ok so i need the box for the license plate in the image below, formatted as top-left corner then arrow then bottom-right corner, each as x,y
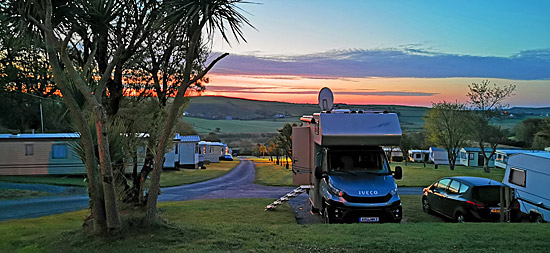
359,217 -> 379,223
491,208 -> 501,213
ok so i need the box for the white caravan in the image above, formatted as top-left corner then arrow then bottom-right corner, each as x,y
164,134 -> 200,169
504,153 -> 550,222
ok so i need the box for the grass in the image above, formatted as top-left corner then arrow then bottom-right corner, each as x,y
393,162 -> 506,187
0,188 -> 51,200
183,116 -> 298,133
0,175 -> 87,187
251,157 -> 294,187
0,160 -> 240,189
1,198 -> 549,252
250,157 -> 505,188
160,159 -> 240,187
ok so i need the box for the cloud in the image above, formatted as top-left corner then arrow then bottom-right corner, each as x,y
210,48 -> 550,80
204,85 -> 437,97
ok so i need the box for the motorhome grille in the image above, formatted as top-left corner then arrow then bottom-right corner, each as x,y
342,193 -> 392,203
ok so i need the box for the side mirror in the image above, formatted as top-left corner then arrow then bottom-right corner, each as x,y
314,166 -> 323,179
393,166 -> 403,180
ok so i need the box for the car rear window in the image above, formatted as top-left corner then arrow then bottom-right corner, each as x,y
472,186 -> 501,203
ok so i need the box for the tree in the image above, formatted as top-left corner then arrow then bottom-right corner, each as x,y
467,80 -> 516,173
399,132 -> 414,166
514,118 -> 544,148
424,101 -> 470,170
533,118 -> 550,149
6,0 -> 253,233
203,132 -> 221,142
276,123 -> 296,169
144,0 -> 253,226
259,144 -> 266,157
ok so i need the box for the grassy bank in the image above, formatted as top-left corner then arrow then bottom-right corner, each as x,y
160,159 -> 240,187
1,198 -> 548,252
0,160 -> 240,189
0,175 -> 87,187
252,158 -> 294,187
0,189 -> 51,200
251,157 -> 505,188
393,162 -> 505,187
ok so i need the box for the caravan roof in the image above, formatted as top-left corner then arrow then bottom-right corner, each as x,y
0,133 -> 80,140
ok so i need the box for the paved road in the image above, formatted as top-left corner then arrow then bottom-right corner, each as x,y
0,159 -> 423,221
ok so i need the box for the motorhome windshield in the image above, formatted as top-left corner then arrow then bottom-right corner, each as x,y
328,150 -> 390,174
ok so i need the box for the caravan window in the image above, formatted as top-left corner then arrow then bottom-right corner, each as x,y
509,168 -> 526,187
25,144 -> 34,156
52,144 -> 68,159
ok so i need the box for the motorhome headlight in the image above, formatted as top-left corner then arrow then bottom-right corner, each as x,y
328,182 -> 344,197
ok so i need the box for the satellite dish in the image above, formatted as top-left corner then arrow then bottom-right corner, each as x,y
318,87 -> 334,111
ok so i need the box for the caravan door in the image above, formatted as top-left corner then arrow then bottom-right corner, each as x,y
292,127 -> 312,185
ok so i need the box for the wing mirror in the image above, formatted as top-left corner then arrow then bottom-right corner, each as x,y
393,166 -> 403,180
314,166 -> 327,179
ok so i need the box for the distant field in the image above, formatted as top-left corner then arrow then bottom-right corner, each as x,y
183,117 -> 299,133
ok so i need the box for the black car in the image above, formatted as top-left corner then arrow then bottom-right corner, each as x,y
422,176 -> 505,222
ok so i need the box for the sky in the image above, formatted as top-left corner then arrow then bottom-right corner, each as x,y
201,0 -> 550,107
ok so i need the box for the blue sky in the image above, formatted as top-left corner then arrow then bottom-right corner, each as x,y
206,1 -> 550,107
212,0 -> 550,57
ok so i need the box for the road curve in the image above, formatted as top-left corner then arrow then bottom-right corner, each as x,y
0,159 -> 422,221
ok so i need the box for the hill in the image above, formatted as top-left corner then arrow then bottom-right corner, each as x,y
185,96 -> 429,131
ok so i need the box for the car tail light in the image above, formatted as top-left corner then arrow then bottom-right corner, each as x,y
466,200 -> 484,209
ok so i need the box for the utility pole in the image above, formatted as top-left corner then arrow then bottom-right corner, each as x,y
40,101 -> 44,133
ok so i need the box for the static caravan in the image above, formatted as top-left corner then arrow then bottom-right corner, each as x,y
504,153 -> 550,222
0,133 -> 85,175
495,149 -> 547,169
383,147 -> 404,162
429,147 -> 449,165
198,141 -> 226,163
458,147 -> 495,167
163,134 -> 200,169
408,150 -> 430,163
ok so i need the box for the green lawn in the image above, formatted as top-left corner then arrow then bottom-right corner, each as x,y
0,175 -> 87,187
160,159 -> 240,187
252,158 -> 294,187
1,198 -> 549,252
183,117 -> 299,133
0,188 -> 51,200
252,158 -> 505,188
393,162 -> 506,187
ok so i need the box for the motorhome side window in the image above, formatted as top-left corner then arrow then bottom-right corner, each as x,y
509,168 -> 526,187
52,144 -> 68,159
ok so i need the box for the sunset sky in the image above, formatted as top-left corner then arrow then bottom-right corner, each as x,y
202,0 -> 550,107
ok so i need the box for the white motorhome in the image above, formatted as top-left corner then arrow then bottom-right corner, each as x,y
164,134 -> 200,169
504,153 -> 550,222
293,88 -> 403,223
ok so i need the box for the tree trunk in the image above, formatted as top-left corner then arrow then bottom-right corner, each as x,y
93,109 -> 122,233
42,27 -> 107,233
145,95 -> 187,225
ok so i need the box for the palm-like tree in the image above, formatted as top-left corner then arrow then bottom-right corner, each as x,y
144,0 -> 254,225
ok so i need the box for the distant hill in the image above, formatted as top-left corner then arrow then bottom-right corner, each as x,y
187,96 -> 429,129
184,96 -> 549,133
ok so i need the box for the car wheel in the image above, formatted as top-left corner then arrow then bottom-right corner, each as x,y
323,205 -> 332,224
422,197 -> 432,213
455,212 -> 466,223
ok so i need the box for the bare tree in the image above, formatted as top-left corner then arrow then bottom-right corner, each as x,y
424,101 -> 470,170
467,80 -> 516,173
